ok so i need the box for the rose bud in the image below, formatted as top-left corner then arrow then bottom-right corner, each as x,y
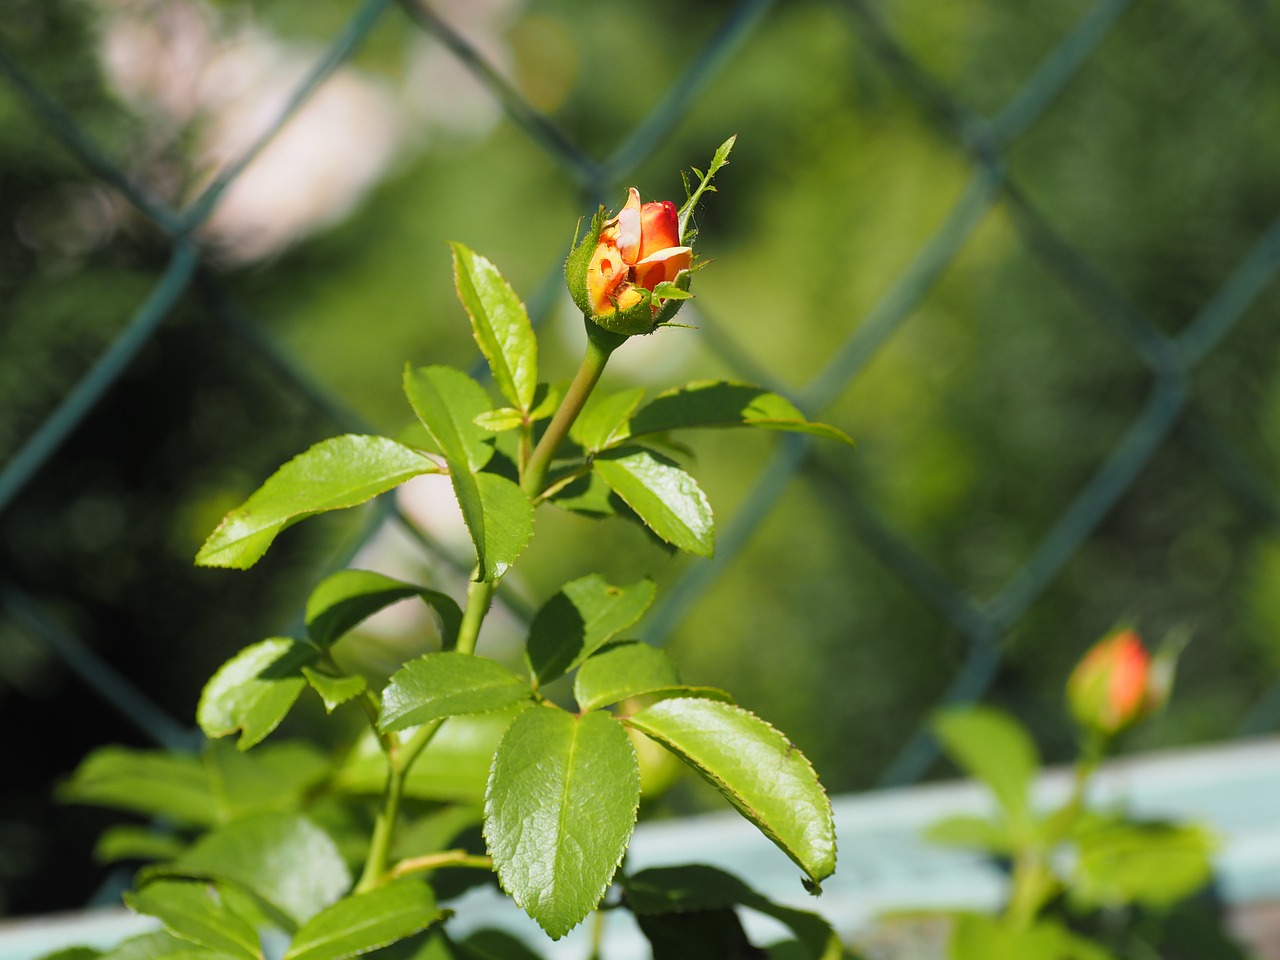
566,187 -> 694,336
1067,629 -> 1167,737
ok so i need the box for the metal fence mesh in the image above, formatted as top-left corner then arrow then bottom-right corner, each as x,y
3,0 -> 1280,878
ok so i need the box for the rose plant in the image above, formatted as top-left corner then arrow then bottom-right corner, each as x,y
917,629 -> 1215,960
54,139 -> 856,960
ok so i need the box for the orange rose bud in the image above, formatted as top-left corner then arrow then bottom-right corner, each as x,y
1067,629 -> 1161,736
567,187 -> 694,336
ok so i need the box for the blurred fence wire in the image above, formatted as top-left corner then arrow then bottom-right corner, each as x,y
3,0 -> 1280,820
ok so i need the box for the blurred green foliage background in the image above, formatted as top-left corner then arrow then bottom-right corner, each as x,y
2,0 -> 1280,919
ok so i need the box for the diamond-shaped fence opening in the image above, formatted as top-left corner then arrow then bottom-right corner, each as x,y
2,0 -> 1279,917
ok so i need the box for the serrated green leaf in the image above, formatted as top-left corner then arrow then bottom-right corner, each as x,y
61,747 -> 218,826
205,740 -> 331,821
924,814 -> 1014,854
451,244 -> 537,413
337,709 -> 525,805
932,706 -> 1038,823
171,813 -> 350,925
306,569 -> 463,649
526,575 -> 656,687
624,698 -> 835,887
474,408 -> 525,433
569,388 -> 646,454
379,653 -> 531,732
197,639 -> 317,750
126,881 -> 261,960
95,825 -> 186,864
196,436 -> 441,569
484,707 -> 639,939
284,879 -> 441,960
1072,820 -> 1216,909
469,472 -> 534,582
302,668 -> 368,713
625,382 -> 852,446
403,366 -> 494,474
405,368 -> 532,581
594,450 -> 714,557
574,641 -> 679,711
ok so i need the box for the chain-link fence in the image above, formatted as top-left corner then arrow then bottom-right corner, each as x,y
3,0 -> 1280,918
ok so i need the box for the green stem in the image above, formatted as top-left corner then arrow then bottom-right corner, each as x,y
354,576 -> 500,892
521,319 -> 626,498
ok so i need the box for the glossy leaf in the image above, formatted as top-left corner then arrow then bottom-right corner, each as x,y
379,653 -> 531,732
932,706 -> 1038,822
626,382 -> 852,446
197,639 -> 317,750
284,879 -> 441,960
570,387 -> 646,453
305,569 -> 463,649
62,748 -> 218,826
302,668 -> 368,713
451,244 -> 537,413
126,881 -> 261,960
469,472 -> 534,582
196,436 -> 441,569
405,367 -> 533,580
172,812 -> 350,925
573,641 -> 679,711
594,450 -> 713,557
484,707 -> 639,938
403,365 -> 494,474
526,575 -> 656,686
624,698 -> 835,888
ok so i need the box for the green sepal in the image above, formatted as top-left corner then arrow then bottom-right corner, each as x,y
564,208 -> 604,319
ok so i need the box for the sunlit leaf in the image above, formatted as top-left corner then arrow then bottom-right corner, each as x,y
526,575 -> 656,687
170,812 -> 350,925
484,707 -> 639,938
284,879 -> 441,960
474,408 -> 525,433
1072,819 -> 1216,909
197,639 -> 316,750
196,436 -> 441,569
570,387 -> 645,454
573,641 -> 679,711
451,244 -> 537,413
594,450 -> 713,557
302,668 -> 368,713
403,366 -> 494,474
379,653 -> 531,732
625,698 -> 835,888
